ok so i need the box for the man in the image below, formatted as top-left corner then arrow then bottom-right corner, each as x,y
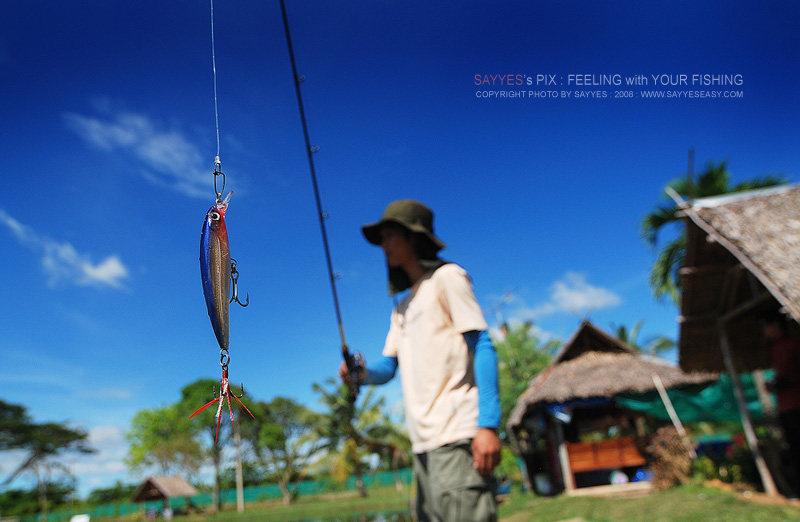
340,199 -> 501,522
762,308 -> 800,498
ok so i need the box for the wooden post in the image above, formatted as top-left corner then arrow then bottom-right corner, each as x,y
652,373 -> 696,458
718,324 -> 778,496
554,420 -> 575,492
235,418 -> 245,512
753,371 -> 776,417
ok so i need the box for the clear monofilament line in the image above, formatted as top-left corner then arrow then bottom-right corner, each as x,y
210,0 -> 221,161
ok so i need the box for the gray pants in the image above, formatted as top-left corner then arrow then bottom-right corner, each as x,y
414,439 -> 497,522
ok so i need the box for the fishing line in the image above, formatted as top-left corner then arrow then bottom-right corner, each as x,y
210,0 -> 222,169
190,0 -> 254,438
279,0 -> 362,399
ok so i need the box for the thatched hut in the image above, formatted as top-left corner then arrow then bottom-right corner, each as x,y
507,320 -> 715,495
676,183 -> 800,496
678,184 -> 800,372
131,476 -> 199,514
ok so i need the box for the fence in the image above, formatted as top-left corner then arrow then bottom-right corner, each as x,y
20,469 -> 413,522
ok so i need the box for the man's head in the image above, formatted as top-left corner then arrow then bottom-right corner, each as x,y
362,199 -> 446,261
362,199 -> 447,294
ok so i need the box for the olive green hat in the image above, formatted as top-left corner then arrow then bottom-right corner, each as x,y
361,199 -> 446,251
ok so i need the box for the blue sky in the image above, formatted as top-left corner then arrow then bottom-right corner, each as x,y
2,0 -> 799,497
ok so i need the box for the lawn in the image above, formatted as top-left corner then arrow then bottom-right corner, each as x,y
178,487 -> 413,522
497,484 -> 800,522
166,482 -> 800,522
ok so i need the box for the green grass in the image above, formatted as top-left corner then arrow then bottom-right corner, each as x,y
97,483 -> 800,522
178,487 -> 412,522
497,484 -> 800,522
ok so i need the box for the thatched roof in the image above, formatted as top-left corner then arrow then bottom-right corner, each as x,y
550,317 -> 635,364
507,320 -> 715,431
678,184 -> 800,373
131,476 -> 199,503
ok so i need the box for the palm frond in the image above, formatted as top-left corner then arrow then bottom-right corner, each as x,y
649,235 -> 685,303
732,175 -> 786,192
641,202 -> 681,246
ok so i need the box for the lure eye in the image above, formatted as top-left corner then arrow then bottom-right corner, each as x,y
210,211 -> 221,221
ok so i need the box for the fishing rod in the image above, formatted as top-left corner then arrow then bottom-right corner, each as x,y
279,0 -> 363,401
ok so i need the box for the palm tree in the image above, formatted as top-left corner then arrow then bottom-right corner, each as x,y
612,320 -> 674,357
312,379 -> 409,497
642,160 -> 785,303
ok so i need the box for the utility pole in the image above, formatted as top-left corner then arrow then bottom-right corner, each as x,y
687,147 -> 695,199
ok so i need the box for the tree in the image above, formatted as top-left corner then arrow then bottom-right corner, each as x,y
494,321 -> 558,436
642,160 -> 785,303
176,378 -> 237,512
312,379 -> 409,497
126,379 -> 247,513
125,404 -> 203,479
241,397 -> 324,505
493,322 -> 558,493
347,389 -> 410,491
0,400 -> 34,451
0,482 -> 73,518
612,320 -> 675,357
3,416 -> 95,519
86,480 -> 137,505
219,462 -> 267,490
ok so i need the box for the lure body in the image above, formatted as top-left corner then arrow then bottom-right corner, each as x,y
195,191 -> 254,444
200,193 -> 231,351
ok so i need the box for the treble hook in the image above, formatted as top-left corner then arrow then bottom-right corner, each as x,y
230,259 -> 249,307
210,375 -> 244,399
189,369 -> 255,445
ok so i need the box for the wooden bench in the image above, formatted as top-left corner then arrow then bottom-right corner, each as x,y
565,438 -> 647,481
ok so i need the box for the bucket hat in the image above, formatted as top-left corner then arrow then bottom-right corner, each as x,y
361,199 -> 446,251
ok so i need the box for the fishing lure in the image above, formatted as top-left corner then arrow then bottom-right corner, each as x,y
191,190 -> 254,444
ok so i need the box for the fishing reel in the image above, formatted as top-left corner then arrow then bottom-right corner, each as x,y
343,349 -> 365,403
346,351 -> 366,385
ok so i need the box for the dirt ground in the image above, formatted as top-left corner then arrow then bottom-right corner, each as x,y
703,479 -> 800,507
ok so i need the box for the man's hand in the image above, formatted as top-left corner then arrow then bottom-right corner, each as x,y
338,361 -> 353,384
472,428 -> 501,476
338,358 -> 366,385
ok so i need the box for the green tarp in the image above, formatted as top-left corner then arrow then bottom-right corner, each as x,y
616,371 -> 775,423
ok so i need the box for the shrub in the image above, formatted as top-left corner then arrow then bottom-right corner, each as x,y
639,426 -> 692,490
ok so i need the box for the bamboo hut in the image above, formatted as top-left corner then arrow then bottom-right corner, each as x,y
507,320 -> 714,495
676,183 -> 800,496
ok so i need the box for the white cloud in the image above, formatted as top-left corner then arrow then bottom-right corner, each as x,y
517,271 -> 621,320
72,425 -> 130,495
87,425 -> 126,452
549,271 -> 622,312
64,108 -> 209,199
81,256 -> 129,287
0,208 -> 129,290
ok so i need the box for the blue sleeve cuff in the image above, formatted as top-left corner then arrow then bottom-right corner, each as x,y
364,356 -> 398,385
465,330 -> 501,429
